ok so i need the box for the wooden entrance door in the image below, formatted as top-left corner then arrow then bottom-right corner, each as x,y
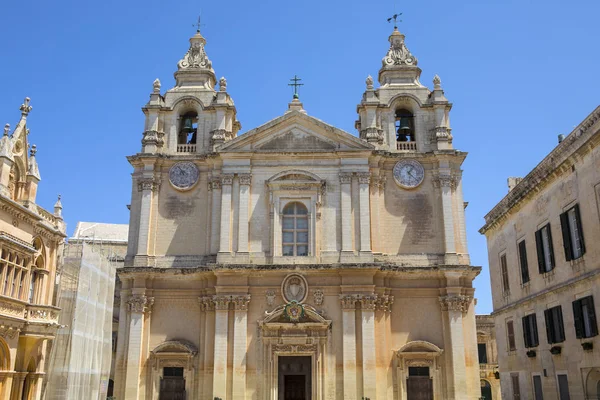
284,375 -> 306,400
160,367 -> 185,400
407,377 -> 433,400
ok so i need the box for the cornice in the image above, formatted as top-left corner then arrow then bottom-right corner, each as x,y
0,197 -> 66,239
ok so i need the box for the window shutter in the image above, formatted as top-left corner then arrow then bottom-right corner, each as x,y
557,306 -> 566,342
507,321 -> 516,351
519,241 -> 530,283
573,300 -> 584,339
532,315 -> 539,346
546,224 -> 555,268
535,230 -> 545,273
544,309 -> 553,344
585,296 -> 598,337
522,317 -> 530,348
574,204 -> 586,255
560,211 -> 573,261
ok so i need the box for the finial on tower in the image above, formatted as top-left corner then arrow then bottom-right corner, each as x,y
219,77 -> 227,92
193,15 -> 205,33
20,97 -> 32,116
366,75 -> 374,89
30,144 -> 37,157
288,75 -> 304,99
54,194 -> 63,218
153,78 -> 161,93
3,124 -> 9,137
433,75 -> 441,89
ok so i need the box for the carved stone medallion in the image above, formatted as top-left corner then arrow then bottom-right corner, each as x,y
393,160 -> 424,189
281,274 -> 308,304
169,162 -> 199,191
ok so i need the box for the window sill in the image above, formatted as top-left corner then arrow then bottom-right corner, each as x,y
542,268 -> 556,283
570,255 -> 586,272
521,282 -> 531,295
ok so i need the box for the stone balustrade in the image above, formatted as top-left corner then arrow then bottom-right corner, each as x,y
396,141 -> 417,151
176,144 -> 197,153
26,304 -> 60,324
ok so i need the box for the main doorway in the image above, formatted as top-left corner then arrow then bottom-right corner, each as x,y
160,367 -> 185,400
278,356 -> 311,400
406,367 -> 433,400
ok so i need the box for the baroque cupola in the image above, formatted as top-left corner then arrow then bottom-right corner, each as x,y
356,26 -> 453,152
138,29 -> 240,156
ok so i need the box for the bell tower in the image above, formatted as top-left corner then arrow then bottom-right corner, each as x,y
356,26 -> 453,152
139,28 -> 240,156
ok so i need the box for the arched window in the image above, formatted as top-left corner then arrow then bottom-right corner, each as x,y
29,271 -> 37,303
395,109 -> 415,142
178,112 -> 198,145
282,202 -> 309,257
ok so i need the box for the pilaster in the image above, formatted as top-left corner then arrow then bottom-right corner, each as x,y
433,171 -> 458,264
124,293 -> 153,400
340,294 -> 358,400
339,173 -> 353,259
202,297 -> 216,400
134,177 -> 160,266
237,174 -> 251,255
232,295 -> 251,400
439,294 -> 471,399
359,295 -> 377,400
218,174 -> 234,257
213,295 -> 230,400
209,177 -> 222,254
357,173 -> 373,259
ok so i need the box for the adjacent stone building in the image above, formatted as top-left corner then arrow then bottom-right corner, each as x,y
115,26 -> 482,400
477,314 -> 501,400
480,106 -> 600,399
0,99 -> 66,399
45,222 -> 128,400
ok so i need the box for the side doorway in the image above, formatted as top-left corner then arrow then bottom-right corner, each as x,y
406,367 -> 433,400
160,367 -> 185,400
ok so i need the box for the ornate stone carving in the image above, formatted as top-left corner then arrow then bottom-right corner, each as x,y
233,295 -> 251,311
360,127 -> 383,144
439,295 -> 472,313
211,129 -> 229,144
281,274 -> 308,303
273,344 -> 318,353
141,130 -> 165,147
265,290 -> 276,307
213,295 -> 231,310
383,30 -> 417,66
357,172 -> 371,185
220,174 -> 234,186
406,359 -> 434,368
200,296 -> 215,311
209,177 -> 222,190
219,77 -> 227,91
376,294 -> 394,312
238,173 -> 252,186
20,97 -> 32,116
313,289 -> 324,306
153,78 -> 161,93
432,173 -> 457,190
339,172 -> 353,184
128,294 -> 151,314
0,300 -> 25,318
359,294 -> 377,310
137,178 -> 160,192
169,162 -> 200,191
178,34 -> 212,69
0,325 -> 20,339
339,294 -> 358,310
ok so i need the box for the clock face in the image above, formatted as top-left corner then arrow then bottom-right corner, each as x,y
393,160 -> 425,189
169,162 -> 199,191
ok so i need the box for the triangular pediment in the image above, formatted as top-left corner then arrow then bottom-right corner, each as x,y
218,110 -> 374,152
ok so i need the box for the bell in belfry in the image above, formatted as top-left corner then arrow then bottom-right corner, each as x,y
399,117 -> 411,132
182,118 -> 194,134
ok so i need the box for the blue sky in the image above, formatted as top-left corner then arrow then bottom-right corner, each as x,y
1,0 -> 598,314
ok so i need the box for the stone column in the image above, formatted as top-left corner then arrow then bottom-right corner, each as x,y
135,177 -> 159,263
434,172 -> 457,262
369,176 -> 380,253
339,173 -> 353,257
210,177 -> 222,254
375,294 -> 394,400
237,174 -> 251,254
232,295 -> 251,400
218,174 -> 234,255
203,297 -> 216,400
340,294 -> 358,400
357,173 -> 372,254
439,294 -> 471,399
213,295 -> 230,400
360,295 -> 377,400
12,372 -> 27,400
124,293 -> 152,400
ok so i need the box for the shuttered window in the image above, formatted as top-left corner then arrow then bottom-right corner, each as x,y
507,321 -> 516,351
511,374 -> 521,400
522,313 -> 539,348
501,254 -> 510,294
535,224 -> 555,273
478,343 -> 488,364
573,296 -> 598,339
557,374 -> 571,400
518,240 -> 530,284
533,375 -> 544,400
560,204 -> 586,261
544,305 -> 565,343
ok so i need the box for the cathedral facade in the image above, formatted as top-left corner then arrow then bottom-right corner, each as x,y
115,27 -> 481,400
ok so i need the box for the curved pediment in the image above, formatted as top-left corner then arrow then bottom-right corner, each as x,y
151,339 -> 198,355
260,304 -> 330,326
398,340 -> 443,355
268,170 -> 322,183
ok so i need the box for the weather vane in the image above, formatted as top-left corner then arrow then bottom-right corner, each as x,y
193,14 -> 205,33
387,13 -> 402,29
288,75 -> 304,99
